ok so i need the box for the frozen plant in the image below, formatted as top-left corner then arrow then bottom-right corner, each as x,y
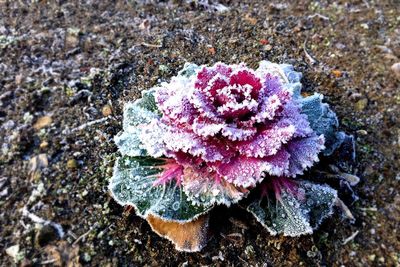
109,61 -> 355,251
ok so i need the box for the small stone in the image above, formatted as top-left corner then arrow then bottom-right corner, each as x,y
15,74 -> 23,85
139,19 -> 151,31
331,69 -> 342,78
360,23 -> 369,29
6,245 -> 21,263
391,62 -> 400,78
40,141 -> 49,149
81,190 -> 88,197
66,28 -> 80,47
67,159 -> 78,169
33,116 -> 52,130
29,154 -> 49,181
102,105 -> 112,117
355,98 -> 368,111
368,254 -> 376,261
357,129 -> 368,136
264,44 -> 273,51
378,257 -> 385,263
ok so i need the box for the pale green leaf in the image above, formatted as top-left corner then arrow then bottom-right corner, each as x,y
109,156 -> 212,222
247,180 -> 337,237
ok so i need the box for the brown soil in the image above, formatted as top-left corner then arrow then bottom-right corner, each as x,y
0,1 -> 399,266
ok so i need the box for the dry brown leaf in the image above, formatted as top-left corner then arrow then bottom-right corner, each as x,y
146,213 -> 210,252
44,241 -> 81,267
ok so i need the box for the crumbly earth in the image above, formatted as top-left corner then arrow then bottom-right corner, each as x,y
0,1 -> 399,266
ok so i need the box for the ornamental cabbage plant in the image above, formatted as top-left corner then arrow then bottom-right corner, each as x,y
109,61 -> 354,252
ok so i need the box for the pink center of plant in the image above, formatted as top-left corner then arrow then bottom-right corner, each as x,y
152,62 -> 325,190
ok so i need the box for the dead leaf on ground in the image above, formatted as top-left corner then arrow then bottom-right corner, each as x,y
146,214 -> 210,252
44,241 -> 81,267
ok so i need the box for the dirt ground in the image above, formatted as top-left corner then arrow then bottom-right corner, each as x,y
0,1 -> 399,266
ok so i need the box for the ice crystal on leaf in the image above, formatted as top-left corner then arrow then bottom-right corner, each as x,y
109,61 -> 355,251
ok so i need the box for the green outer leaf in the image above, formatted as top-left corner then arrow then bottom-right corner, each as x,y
178,63 -> 200,78
278,62 -> 351,156
135,88 -> 160,113
122,101 -> 159,132
247,180 -> 337,237
299,93 -> 343,156
116,89 -> 160,157
114,130 -> 147,157
109,156 -> 213,222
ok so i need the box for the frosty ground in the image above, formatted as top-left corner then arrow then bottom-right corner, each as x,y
0,1 -> 399,266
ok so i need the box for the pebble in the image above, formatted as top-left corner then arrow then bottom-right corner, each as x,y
81,189 -> 88,197
67,159 -> 78,169
102,105 -> 112,117
368,254 -> 376,261
40,141 -> 49,149
263,44 -> 273,51
355,98 -> 368,111
33,116 -> 52,130
391,62 -> 400,78
29,154 -> 49,181
6,245 -> 21,263
15,74 -> 23,85
357,129 -> 368,136
331,69 -> 342,78
66,28 -> 80,47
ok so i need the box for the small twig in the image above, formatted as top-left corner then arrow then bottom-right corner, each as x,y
238,256 -> 248,264
21,207 -> 65,238
303,38 -> 318,65
72,222 -> 99,246
40,259 -> 57,265
307,13 -> 330,21
20,220 -> 29,230
63,117 -> 109,134
140,42 -> 162,48
358,207 -> 378,212
67,230 -> 78,240
335,198 -> 355,221
342,230 -> 359,245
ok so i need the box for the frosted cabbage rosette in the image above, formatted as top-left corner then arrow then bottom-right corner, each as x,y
137,62 -> 324,206
109,61 -> 348,245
